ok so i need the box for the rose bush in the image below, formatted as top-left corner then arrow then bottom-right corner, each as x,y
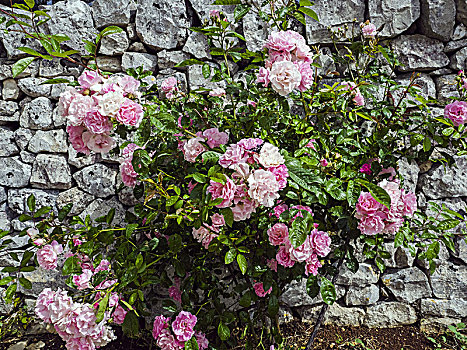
0,0 -> 466,349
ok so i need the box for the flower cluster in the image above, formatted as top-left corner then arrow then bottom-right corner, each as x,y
59,70 -> 143,155
161,77 -> 179,99
182,127 -> 229,162
355,180 -> 417,235
152,311 -> 208,350
35,288 -> 116,349
267,206 -> 331,276
360,21 -> 377,39
256,30 -> 314,96
36,240 -> 63,270
341,81 -> 365,106
444,100 -> 467,127
120,143 -> 142,187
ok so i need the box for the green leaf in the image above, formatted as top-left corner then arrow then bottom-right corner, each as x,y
169,234 -> 182,253
306,275 -> 319,298
33,206 -> 51,218
218,321 -> 230,341
185,337 -> 199,350
58,203 -> 73,221
202,63 -> 211,79
268,295 -> 279,317
325,178 -> 346,200
18,214 -> 32,222
213,0 -> 241,4
40,78 -> 71,85
320,277 -> 336,305
12,57 -> 35,78
0,276 -> 15,286
5,284 -> 17,304
135,254 -> 143,270
220,207 -> 233,227
239,291 -> 251,307
300,0 -> 313,5
106,208 -> 115,226
426,241 -> 440,260
96,292 -> 110,323
298,7 -> 319,21
237,254 -> 247,274
423,136 -> 432,152
201,151 -> 221,163
356,179 -> 391,209
225,248 -> 237,264
27,194 -> 35,212
192,173 -> 207,183
62,256 -> 81,275
20,251 -> 34,267
346,180 -> 359,207
19,277 -> 32,290
126,223 -> 138,239
99,26 -> 123,39
24,0 -> 35,8
234,4 -> 250,21
175,59 -> 204,67
289,216 -> 307,248
122,310 -> 140,336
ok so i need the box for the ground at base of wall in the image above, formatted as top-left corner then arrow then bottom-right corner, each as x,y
1,322 -> 458,350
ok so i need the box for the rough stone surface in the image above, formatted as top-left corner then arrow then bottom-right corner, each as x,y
421,317 -> 463,334
121,52 -> 158,72
421,298 -> 467,318
27,130 -> 68,154
0,187 -> 6,204
95,56 -> 122,73
0,157 -> 31,188
100,31 -> 130,56
345,284 -> 380,306
419,156 -> 467,198
73,164 -> 117,198
391,35 -> 449,71
8,188 -> 59,215
80,197 -> 125,225
157,50 -> 190,70
135,0 -> 189,50
56,187 -> 95,216
431,264 -> 467,299
398,158 -> 420,193
30,154 -> 72,190
0,127 -> 19,157
336,263 -> 380,286
382,267 -> 431,303
0,100 -> 19,117
2,79 -> 20,100
92,0 -> 132,28
281,279 -> 345,307
182,32 -> 211,60
383,243 -> 415,268
369,0 -> 420,38
14,128 -> 35,151
39,60 -> 64,78
20,98 -> 54,130
449,47 -> 467,71
306,0 -> 365,44
364,302 -> 418,327
419,0 -> 456,41
17,78 -> 51,98
324,303 -> 365,326
435,74 -> 459,103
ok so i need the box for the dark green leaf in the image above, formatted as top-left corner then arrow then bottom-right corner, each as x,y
289,216 -> 307,248
12,57 -> 35,78
122,310 -> 140,336
62,256 -> 81,275
126,223 -> 138,239
33,206 -> 51,218
213,0 -> 241,4
298,7 -> 319,21
58,203 -> 73,221
185,337 -> 199,350
40,78 -> 71,85
220,207 -> 233,227
96,292 -> 110,323
234,4 -> 250,21
423,136 -> 432,152
19,277 -> 32,290
375,257 -> 386,272
218,321 -> 230,341
320,277 -> 336,305
239,291 -> 251,307
27,194 -> 35,213
306,275 -> 319,298
5,284 -> 17,304
237,254 -> 247,274
268,295 -> 279,317
225,248 -> 236,264
20,251 -> 34,267
356,179 -> 391,209
202,63 -> 211,79
175,59 -> 204,67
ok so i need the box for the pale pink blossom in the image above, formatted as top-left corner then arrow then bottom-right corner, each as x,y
232,199 -> 257,221
271,203 -> 288,218
269,61 -> 302,96
276,244 -> 295,267
211,213 -> 225,227
78,70 -> 103,89
183,137 -> 207,162
361,22 -> 377,38
156,329 -> 180,350
219,144 -> 248,168
196,331 -> 209,350
355,192 -> 383,219
33,238 -> 45,246
259,143 -> 285,168
208,177 -> 236,208
94,259 -> 110,273
268,50 -> 292,65
209,10 -> 220,18
117,75 -> 140,95
122,143 -> 141,158
153,315 -> 170,339
192,226 -> 217,249
265,31 -> 296,52
203,128 -> 229,148
97,91 -> 125,116
84,109 -> 113,134
58,87 -> 79,116
248,169 -> 280,207
67,94 -> 95,126
66,125 -> 90,155
305,253 -> 322,276
256,67 -> 270,87
172,311 -> 197,342
296,61 -> 314,92
116,99 -> 144,127
112,304 -> 127,325
72,269 -> 93,290
253,282 -> 272,297
82,132 -> 116,154
358,212 -> 387,235
35,288 -> 56,323
267,223 -> 289,246
237,138 -> 264,150
161,77 -> 178,93
378,166 -> 396,181
402,191 -> 417,216
267,259 -> 278,272
27,227 -> 39,239
444,100 -> 467,126
120,158 -> 138,187
209,87 -> 226,97
37,242 -> 62,270
309,230 -> 331,257
289,236 -> 313,262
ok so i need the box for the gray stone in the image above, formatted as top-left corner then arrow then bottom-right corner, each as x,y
345,284 -> 379,306
0,100 -> 19,116
20,151 -> 35,164
449,47 -> 467,71
2,79 -> 20,100
15,128 -> 35,150
17,78 -> 51,97
336,263 -> 380,286
45,0 -> 95,53
188,64 -> 225,90
0,187 -> 6,204
50,76 -> 74,100
56,187 -> 94,216
397,158 -> 419,192
157,50 -> 190,70
419,156 -> 467,198
324,303 -> 365,326
121,52 -> 158,72
183,32 -> 211,60
0,127 -> 19,157
435,74 -> 459,103
39,60 -> 64,78
364,302 -> 417,327
127,23 -> 137,41
417,241 -> 450,270
457,0 -> 467,26
135,0 -> 189,50
80,196 -> 125,225
7,341 -> 28,350
128,42 -> 146,53
383,243 -> 415,268
68,145 -> 97,168
27,130 -> 68,153
100,31 -> 130,56
26,341 -> 45,350
421,298 -> 467,318
431,264 -> 467,299
0,209 -> 10,232
92,0 -> 132,28
421,317 -> 462,334
20,97 -> 54,130
445,38 -> 467,53
456,237 -> 467,264
243,11 -> 269,52
382,267 -> 431,303
8,188 -> 58,215
95,56 -> 122,73
391,35 -> 449,71
30,154 -> 72,190
118,185 -> 140,206
0,157 -> 31,187
281,278 -> 345,307
185,0 -> 236,21
369,0 -> 420,38
395,73 -> 436,105
73,164 -> 117,198
306,0 -> 365,44
52,106 -> 67,128
21,267 -> 66,297
419,0 -> 456,41
452,23 -> 467,41
317,47 -> 337,77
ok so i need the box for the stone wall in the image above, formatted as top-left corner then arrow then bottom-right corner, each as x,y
0,0 -> 466,332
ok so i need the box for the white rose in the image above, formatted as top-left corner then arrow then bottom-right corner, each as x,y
269,61 -> 301,96
97,91 -> 125,116
258,143 -> 284,168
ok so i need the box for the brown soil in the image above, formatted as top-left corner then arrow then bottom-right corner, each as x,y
0,322 -> 453,350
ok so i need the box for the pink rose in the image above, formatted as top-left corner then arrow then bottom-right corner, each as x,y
84,109 -> 113,134
354,91 -> 365,106
248,169 -> 280,207
305,253 -> 322,276
379,166 -> 397,181
305,139 -> 316,150
195,332 -> 209,350
116,99 -> 144,127
256,67 -> 270,87
209,88 -> 226,97
207,177 -> 236,208
152,315 -> 170,339
259,143 -> 284,168
232,199 -> 257,221
67,125 -> 90,155
35,288 -> 56,322
117,75 -> 140,95
187,181 -> 197,194
269,61 -> 302,96
156,329 -> 179,350
309,230 -> 331,257
358,212 -> 387,235
265,31 -> 296,52
383,217 -> 405,235
359,163 -> 372,175
219,144 -> 248,168
289,236 -> 313,262
253,282 -> 272,297
97,91 -> 125,116
268,165 -> 288,190
320,158 -> 329,167
402,191 -> 417,216
120,158 -> 138,187
27,227 -> 39,239
172,311 -> 197,342
267,259 -> 278,272
58,87 -> 79,116
192,226 -> 217,249
267,223 -> 289,246
355,192 -> 383,219
94,259 -> 110,273
379,180 -> 402,205
112,304 -> 127,325
361,22 -> 377,38
161,77 -> 178,93
268,50 -> 292,65
82,132 -> 116,154
211,213 -> 225,227
78,70 -> 103,89
33,239 -> 45,246
237,138 -> 264,150
209,10 -> 220,18
444,100 -> 467,126
72,269 -> 93,290
296,61 -> 314,92
276,244 -> 295,268
37,241 -> 62,270
203,128 -> 229,148
270,203 -> 288,218
183,137 -> 207,162
67,94 -> 95,126
122,143 -> 141,158
169,285 -> 182,303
